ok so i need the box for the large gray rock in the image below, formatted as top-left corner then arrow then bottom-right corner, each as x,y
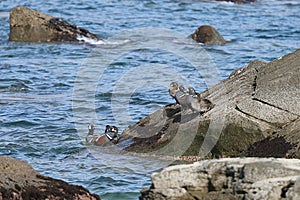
122,49 -> 300,159
9,6 -> 100,42
0,156 -> 100,200
140,157 -> 300,200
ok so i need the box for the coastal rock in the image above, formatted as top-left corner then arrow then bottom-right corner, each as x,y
0,156 -> 100,200
189,25 -> 227,45
247,118 -> 300,158
9,6 -> 100,42
122,49 -> 300,159
140,157 -> 300,200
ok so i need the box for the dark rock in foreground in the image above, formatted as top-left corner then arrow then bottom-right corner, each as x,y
140,157 -> 300,200
0,156 -> 100,200
122,49 -> 300,159
9,6 -> 100,43
190,25 -> 227,45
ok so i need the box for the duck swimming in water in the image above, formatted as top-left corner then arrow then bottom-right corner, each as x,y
104,125 -> 119,144
85,123 -> 119,145
86,123 -> 95,143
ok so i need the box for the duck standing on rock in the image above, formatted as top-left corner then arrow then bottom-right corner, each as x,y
188,86 -> 198,96
189,93 -> 214,113
176,85 -> 191,110
186,86 -> 214,113
168,82 -> 190,110
168,82 -> 214,114
168,82 -> 180,104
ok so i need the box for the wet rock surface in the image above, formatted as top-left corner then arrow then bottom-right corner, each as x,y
122,49 -> 300,159
140,157 -> 300,200
9,6 -> 100,43
0,156 -> 100,200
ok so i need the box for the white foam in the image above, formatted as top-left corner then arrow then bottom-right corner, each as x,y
217,1 -> 235,5
77,35 -> 130,45
201,0 -> 234,5
0,12 -> 9,18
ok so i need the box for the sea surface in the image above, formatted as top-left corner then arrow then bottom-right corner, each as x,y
0,0 -> 299,199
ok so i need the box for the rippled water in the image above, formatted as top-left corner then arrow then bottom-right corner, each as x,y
0,0 -> 299,199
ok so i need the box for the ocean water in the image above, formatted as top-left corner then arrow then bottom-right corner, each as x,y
0,0 -> 299,199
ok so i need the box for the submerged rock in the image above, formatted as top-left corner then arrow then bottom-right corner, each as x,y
189,25 -> 227,45
0,156 -> 100,200
9,6 -> 100,43
140,157 -> 300,200
122,49 -> 300,159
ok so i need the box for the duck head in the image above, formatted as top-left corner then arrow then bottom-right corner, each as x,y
188,86 -> 196,95
168,82 -> 179,98
179,85 -> 187,93
87,123 -> 94,135
105,125 -> 119,138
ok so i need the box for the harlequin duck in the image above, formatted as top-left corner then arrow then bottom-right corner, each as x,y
168,82 -> 190,110
104,125 -> 119,144
168,82 -> 179,103
85,123 -> 119,145
189,93 -> 214,113
168,82 -> 214,114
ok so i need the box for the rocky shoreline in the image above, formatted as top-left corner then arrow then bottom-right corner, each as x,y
4,3 -> 300,200
0,156 -> 100,200
121,48 -> 300,160
140,157 -> 300,200
123,48 -> 300,199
